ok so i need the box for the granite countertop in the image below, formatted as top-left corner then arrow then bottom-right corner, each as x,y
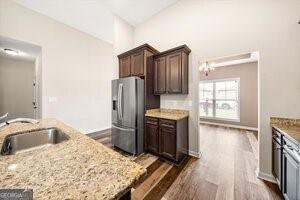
0,119 -> 146,200
271,117 -> 300,144
145,108 -> 189,120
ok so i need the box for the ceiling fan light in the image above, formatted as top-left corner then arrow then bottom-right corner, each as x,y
3,48 -> 19,56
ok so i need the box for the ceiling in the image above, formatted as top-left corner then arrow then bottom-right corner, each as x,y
0,36 -> 41,62
12,0 -> 179,43
103,0 -> 179,26
13,0 -> 115,43
201,52 -> 259,69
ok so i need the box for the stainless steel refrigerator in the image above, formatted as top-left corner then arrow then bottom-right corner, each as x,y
111,77 -> 144,155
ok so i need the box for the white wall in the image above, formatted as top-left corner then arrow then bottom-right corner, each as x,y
0,56 -> 35,119
0,0 -> 116,133
134,0 -> 300,179
113,16 -> 134,77
113,16 -> 134,55
13,0 -> 115,43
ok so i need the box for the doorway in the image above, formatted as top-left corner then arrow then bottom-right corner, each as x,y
0,36 -> 42,120
196,52 -> 263,197
198,52 -> 259,130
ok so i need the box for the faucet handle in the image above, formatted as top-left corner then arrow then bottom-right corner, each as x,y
0,113 -> 8,121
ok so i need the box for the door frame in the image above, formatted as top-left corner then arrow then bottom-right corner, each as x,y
195,50 -> 260,162
33,52 -> 42,119
0,35 -> 42,120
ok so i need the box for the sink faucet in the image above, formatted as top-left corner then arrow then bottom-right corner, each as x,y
0,116 -> 39,129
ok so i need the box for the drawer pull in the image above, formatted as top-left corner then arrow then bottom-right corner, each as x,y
147,121 -> 158,126
161,124 -> 175,129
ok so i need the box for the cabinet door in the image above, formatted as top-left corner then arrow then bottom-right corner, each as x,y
119,56 -> 131,78
145,122 -> 159,154
166,52 -> 182,93
131,51 -> 144,76
154,57 -> 166,94
159,126 -> 176,160
272,139 -> 281,188
283,149 -> 300,200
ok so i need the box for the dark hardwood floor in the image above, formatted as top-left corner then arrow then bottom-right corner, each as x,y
93,125 -> 283,200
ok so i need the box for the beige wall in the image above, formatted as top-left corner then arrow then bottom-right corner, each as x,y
200,62 -> 258,128
0,56 -> 35,119
134,0 -> 300,179
0,0 -> 116,133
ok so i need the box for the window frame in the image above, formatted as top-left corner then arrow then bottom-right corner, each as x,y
199,78 -> 240,122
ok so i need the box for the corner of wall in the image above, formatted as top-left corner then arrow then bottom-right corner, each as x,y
113,15 -> 134,55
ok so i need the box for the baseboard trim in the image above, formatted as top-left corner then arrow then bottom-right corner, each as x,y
189,150 -> 201,158
256,170 -> 276,183
86,128 -> 111,140
84,127 -> 111,134
199,121 -> 258,131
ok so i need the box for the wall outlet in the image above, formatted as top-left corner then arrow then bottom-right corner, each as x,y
49,97 -> 57,103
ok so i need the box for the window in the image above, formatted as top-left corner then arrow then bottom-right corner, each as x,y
199,78 -> 240,121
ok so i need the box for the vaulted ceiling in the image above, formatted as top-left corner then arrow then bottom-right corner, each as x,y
12,0 -> 179,43
103,0 -> 178,26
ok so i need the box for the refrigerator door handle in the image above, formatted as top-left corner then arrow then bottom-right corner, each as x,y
117,83 -> 121,119
112,125 -> 134,132
119,83 -> 123,119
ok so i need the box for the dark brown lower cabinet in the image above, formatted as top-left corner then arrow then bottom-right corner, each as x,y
145,118 -> 159,154
159,126 -> 176,160
145,117 -> 188,164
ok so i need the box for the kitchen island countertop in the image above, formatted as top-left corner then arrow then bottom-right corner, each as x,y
0,119 -> 145,200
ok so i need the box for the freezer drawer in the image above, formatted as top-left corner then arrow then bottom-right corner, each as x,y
112,125 -> 136,154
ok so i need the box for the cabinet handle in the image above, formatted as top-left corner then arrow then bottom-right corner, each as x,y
161,124 -> 175,129
112,125 -> 135,132
147,121 -> 158,126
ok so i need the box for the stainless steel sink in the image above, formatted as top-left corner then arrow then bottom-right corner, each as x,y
1,128 -> 70,155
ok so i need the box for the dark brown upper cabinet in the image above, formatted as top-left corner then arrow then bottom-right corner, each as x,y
153,45 -> 191,95
130,51 -> 144,76
166,52 -> 182,93
118,44 -> 161,111
119,56 -> 131,78
118,44 -> 159,78
154,56 -> 166,94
